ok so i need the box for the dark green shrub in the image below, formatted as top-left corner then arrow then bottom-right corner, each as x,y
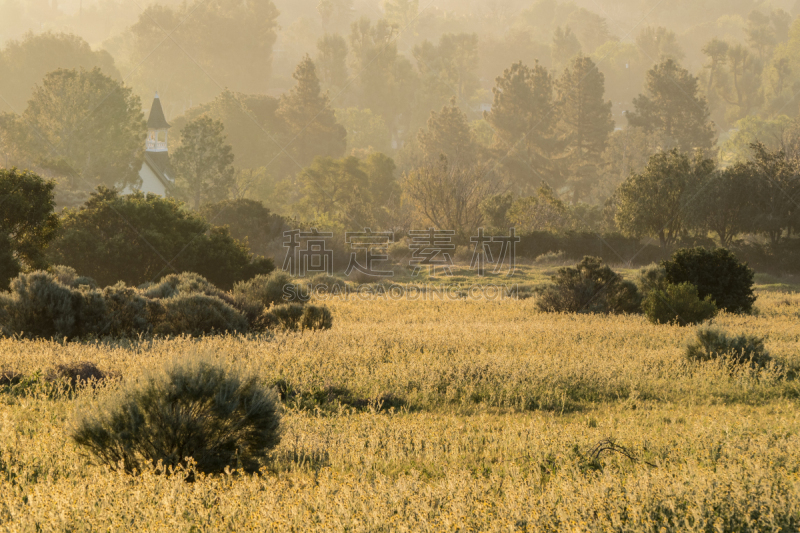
686,327 -> 771,368
535,256 -> 641,314
308,274 -> 348,294
662,247 -> 755,313
49,265 -> 98,289
155,294 -> 248,337
71,358 -> 283,475
642,282 -> 718,326
301,305 -> 333,330
0,233 -> 21,291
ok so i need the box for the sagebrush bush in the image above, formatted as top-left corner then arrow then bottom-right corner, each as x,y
662,247 -> 755,313
233,271 -> 305,309
102,283 -> 156,337
536,256 -> 641,314
301,305 -> 334,330
50,361 -> 108,389
642,282 -> 718,326
534,250 -> 567,266
308,273 -> 348,294
155,294 -> 248,337
258,303 -> 306,331
686,327 -> 771,368
2,271 -> 109,338
71,357 -> 283,475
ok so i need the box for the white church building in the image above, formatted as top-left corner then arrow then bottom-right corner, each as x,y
137,93 -> 173,195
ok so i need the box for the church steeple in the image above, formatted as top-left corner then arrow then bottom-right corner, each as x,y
145,92 -> 170,152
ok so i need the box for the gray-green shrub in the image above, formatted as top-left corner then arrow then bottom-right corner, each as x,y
155,294 -> 248,337
301,305 -> 333,330
686,327 -> 771,368
71,357 -> 282,475
233,271 -> 305,309
642,282 -> 717,326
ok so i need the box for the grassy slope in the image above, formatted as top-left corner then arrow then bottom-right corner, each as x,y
0,268 -> 798,530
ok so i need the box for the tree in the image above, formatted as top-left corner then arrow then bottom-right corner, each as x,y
627,59 -> 715,153
402,159 -> 500,242
507,183 -> 569,233
555,55 -> 614,203
0,31 -> 120,114
615,150 -> 715,248
334,108 -> 391,155
688,164 -> 759,246
0,168 -> 59,271
413,33 -> 480,113
316,34 -> 349,92
748,142 -> 800,244
349,18 -> 418,138
172,117 -> 235,210
635,26 -> 684,63
2,68 -> 145,190
551,26 -> 582,70
417,98 -> 479,166
128,0 -> 280,106
716,44 -> 763,123
295,156 -> 374,229
198,199 -> 287,257
485,61 -> 560,193
277,56 -> 347,167
169,90 -> 286,172
48,187 -> 270,288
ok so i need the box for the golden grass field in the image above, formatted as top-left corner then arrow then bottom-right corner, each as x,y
0,267 -> 799,531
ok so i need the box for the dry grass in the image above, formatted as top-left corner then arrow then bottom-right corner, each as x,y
0,281 -> 799,530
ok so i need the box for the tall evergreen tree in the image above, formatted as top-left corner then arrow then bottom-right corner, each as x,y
277,55 -> 347,167
485,61 -> 560,193
556,55 -> 614,202
316,34 -> 349,93
418,98 -> 479,166
172,117 -> 235,210
627,59 -> 715,153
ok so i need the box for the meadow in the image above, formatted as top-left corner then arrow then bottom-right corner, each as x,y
0,266 -> 799,531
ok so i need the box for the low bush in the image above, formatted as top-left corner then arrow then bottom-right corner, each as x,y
155,294 -> 248,337
662,247 -> 755,313
71,357 -> 283,475
685,328 -> 771,368
50,361 -> 108,389
642,282 -> 717,326
233,271 -> 306,309
535,256 -> 641,314
301,305 -> 334,330
308,274 -> 348,294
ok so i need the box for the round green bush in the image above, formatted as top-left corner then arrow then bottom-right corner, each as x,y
642,281 -> 717,326
71,358 -> 283,475
662,247 -> 755,313
155,294 -> 248,337
301,305 -> 333,330
535,256 -> 641,314
233,271 -> 306,309
686,327 -> 771,368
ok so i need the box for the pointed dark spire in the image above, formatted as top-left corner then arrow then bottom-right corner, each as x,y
147,92 -> 170,129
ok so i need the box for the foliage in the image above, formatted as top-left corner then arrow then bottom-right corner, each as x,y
615,150 -> 715,247
0,167 -> 60,271
72,357 -> 282,475
642,282 -> 718,326
555,54 -> 614,202
535,256 -> 641,314
277,55 -> 347,167
233,272 -> 306,309
155,294 -> 248,337
417,98 -> 480,166
0,31 -> 120,114
334,108 -> 391,155
688,164 -> 759,246
0,234 -> 21,291
2,68 -> 145,190
626,59 -> 715,152
198,199 -> 286,258
259,303 -> 307,331
48,187 -> 265,289
685,327 -> 771,368
171,117 -> 235,210
662,247 -> 756,313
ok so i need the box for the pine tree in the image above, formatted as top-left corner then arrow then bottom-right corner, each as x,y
316,34 -> 349,92
627,59 -> 715,153
556,55 -> 614,202
485,61 -> 559,193
277,55 -> 347,167
171,117 -> 235,210
417,98 -> 478,166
